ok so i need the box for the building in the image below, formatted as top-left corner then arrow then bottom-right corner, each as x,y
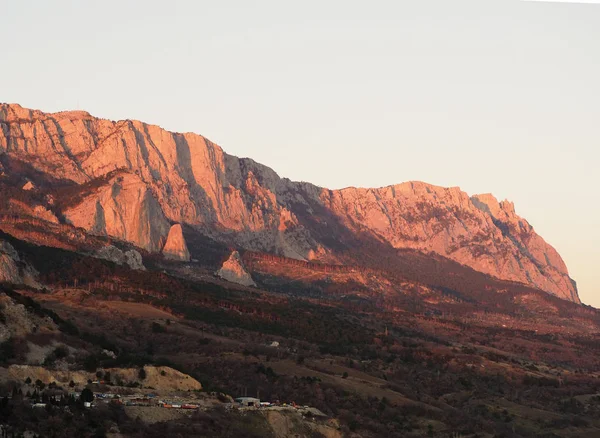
235,397 -> 260,407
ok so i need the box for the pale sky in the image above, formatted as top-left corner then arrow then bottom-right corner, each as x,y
1,1 -> 599,306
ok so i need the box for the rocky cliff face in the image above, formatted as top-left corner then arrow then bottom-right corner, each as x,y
318,183 -> 579,302
0,103 -> 579,302
63,172 -> 171,252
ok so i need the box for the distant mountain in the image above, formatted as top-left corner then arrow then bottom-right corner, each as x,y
0,103 -> 579,302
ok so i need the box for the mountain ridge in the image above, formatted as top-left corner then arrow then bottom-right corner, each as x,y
0,103 -> 579,302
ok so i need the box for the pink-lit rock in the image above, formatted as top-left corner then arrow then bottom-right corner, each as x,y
0,103 -> 579,302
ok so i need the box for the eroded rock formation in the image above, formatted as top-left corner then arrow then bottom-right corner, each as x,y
162,224 -> 190,261
216,251 -> 256,287
94,245 -> 146,270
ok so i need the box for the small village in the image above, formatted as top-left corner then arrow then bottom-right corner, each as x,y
94,392 -> 326,417
3,384 -> 327,418
0,372 -> 333,438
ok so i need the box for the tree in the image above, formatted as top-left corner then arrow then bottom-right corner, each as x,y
342,372 -> 349,379
83,354 -> 99,372
138,367 -> 147,380
151,322 -> 165,333
0,340 -> 15,364
80,388 -> 94,403
53,345 -> 68,360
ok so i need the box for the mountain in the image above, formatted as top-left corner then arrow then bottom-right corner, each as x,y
0,103 -> 578,302
0,104 -> 599,437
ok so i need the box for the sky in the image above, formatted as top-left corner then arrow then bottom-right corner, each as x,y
1,0 -> 599,306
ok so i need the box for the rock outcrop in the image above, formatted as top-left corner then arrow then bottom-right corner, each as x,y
0,241 -> 21,284
161,224 -> 190,261
216,251 -> 256,287
0,293 -> 58,342
0,241 -> 20,261
0,241 -> 42,288
95,245 -> 146,270
0,253 -> 20,284
124,249 -> 145,271
8,199 -> 59,224
0,103 -> 579,302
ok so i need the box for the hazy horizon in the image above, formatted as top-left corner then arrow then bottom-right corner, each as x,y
2,0 -> 599,306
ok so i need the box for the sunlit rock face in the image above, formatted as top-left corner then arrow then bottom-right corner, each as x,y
318,183 -> 579,303
162,224 -> 190,262
0,103 -> 579,302
62,172 -> 171,252
216,251 -> 256,287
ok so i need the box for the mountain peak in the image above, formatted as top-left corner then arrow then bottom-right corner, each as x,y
472,194 -> 519,222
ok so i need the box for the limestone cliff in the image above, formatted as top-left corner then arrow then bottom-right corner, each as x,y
318,183 -> 579,302
63,173 -> 170,252
216,251 -> 256,287
0,103 -> 579,302
162,224 -> 190,261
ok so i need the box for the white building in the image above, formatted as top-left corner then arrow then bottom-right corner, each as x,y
235,397 -> 260,407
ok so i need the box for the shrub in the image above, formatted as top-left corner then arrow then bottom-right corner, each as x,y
80,388 -> 94,403
151,322 -> 166,333
53,345 -> 68,360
